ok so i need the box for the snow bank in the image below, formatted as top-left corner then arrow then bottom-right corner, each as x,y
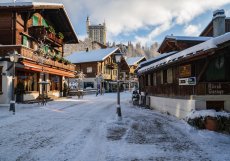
186,109 -> 230,120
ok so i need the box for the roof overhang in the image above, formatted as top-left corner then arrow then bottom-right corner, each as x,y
0,2 -> 78,44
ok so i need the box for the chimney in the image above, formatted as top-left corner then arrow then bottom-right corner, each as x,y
213,9 -> 226,37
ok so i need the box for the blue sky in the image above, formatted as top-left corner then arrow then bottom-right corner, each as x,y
3,0 -> 230,46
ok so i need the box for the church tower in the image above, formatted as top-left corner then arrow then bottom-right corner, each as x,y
86,16 -> 107,45
86,16 -> 90,36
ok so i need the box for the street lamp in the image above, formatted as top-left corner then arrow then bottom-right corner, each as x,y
114,52 -> 122,120
9,50 -> 19,114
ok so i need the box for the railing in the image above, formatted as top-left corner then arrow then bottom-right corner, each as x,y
0,45 -> 75,71
28,26 -> 63,45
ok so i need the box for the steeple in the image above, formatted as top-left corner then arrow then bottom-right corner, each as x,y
86,16 -> 90,35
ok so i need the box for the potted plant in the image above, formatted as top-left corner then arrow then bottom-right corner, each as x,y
59,57 -> 65,63
57,32 -> 64,39
204,116 -> 219,131
46,25 -> 56,40
15,80 -> 25,103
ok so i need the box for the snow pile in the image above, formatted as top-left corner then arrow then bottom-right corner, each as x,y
186,109 -> 230,120
185,109 -> 230,134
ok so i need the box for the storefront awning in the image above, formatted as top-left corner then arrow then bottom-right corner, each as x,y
21,61 -> 76,78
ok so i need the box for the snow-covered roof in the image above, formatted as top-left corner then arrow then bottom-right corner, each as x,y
138,51 -> 178,69
65,47 -> 119,64
0,2 -> 64,8
165,36 -> 212,41
126,56 -> 145,66
138,32 -> 230,74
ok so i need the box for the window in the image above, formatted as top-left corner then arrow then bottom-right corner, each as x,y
113,69 -> 117,76
153,72 -> 156,86
84,82 -> 94,89
148,74 -> 151,86
167,68 -> 173,83
163,69 -> 167,84
206,55 -> 225,81
161,70 -> 164,84
32,15 -> 39,26
87,67 -> 92,73
17,71 -> 38,92
50,75 -> 60,91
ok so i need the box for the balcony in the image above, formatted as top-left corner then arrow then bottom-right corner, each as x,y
0,45 -> 75,71
106,63 -> 116,69
28,26 -> 63,46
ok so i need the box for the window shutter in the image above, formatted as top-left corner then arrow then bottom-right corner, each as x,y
32,16 -> 39,26
23,36 -> 28,46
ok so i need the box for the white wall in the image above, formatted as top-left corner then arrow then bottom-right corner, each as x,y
149,95 -> 230,119
150,96 -> 195,119
0,61 -> 12,106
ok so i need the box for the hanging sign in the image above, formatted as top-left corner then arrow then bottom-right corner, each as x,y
179,64 -> 191,77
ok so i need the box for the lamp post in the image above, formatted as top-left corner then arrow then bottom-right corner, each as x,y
114,52 -> 122,120
9,50 -> 19,114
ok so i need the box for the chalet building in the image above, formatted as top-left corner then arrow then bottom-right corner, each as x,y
65,47 -> 130,92
0,2 -> 78,105
137,9 -> 230,118
126,56 -> 146,88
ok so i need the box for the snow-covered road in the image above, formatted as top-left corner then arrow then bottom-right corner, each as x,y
0,92 -> 229,161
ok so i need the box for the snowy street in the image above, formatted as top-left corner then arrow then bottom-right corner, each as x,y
0,92 -> 230,161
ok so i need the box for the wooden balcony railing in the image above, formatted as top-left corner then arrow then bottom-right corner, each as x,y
28,26 -> 63,45
0,45 -> 75,71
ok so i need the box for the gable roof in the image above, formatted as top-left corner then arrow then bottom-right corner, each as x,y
200,18 -> 230,37
138,32 -> 230,74
0,2 -> 78,43
126,56 -> 146,66
65,47 -> 120,64
138,51 -> 177,69
158,35 -> 212,53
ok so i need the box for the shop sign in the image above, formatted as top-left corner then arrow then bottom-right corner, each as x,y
179,77 -> 196,85
207,83 -> 224,95
179,64 -> 191,77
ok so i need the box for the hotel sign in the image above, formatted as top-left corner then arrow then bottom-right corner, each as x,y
179,64 -> 191,77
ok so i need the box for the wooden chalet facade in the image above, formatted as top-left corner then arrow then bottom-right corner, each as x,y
126,56 -> 146,88
65,47 -> 130,92
137,9 -> 230,118
0,2 -> 78,105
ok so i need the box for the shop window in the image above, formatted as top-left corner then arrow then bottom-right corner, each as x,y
50,75 -> 60,91
32,15 -> 39,26
84,82 -> 94,89
17,71 -> 38,92
87,67 -> 92,73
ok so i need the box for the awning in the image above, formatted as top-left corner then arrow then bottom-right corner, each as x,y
21,61 -> 75,78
